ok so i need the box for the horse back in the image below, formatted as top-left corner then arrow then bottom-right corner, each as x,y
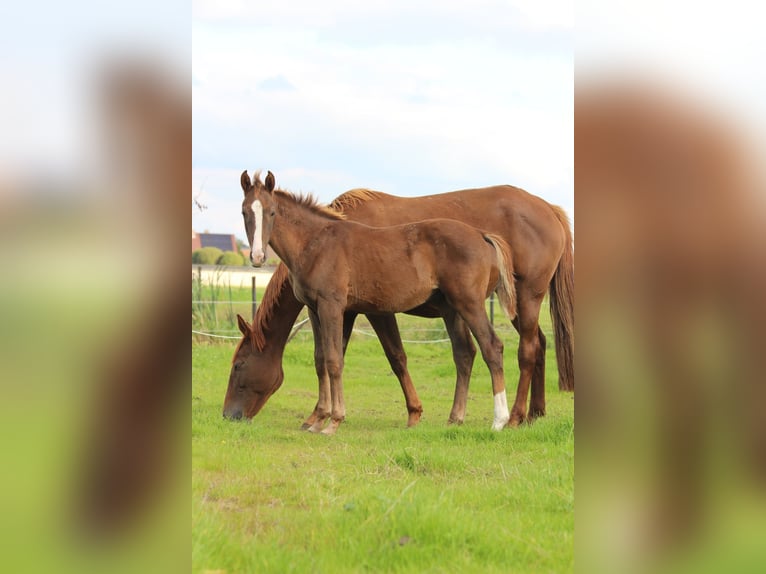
336,186 -> 565,282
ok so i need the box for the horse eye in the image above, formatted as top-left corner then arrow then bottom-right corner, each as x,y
270,211 -> 276,216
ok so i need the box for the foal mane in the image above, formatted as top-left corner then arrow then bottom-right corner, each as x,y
244,186 -> 385,351
274,189 -> 345,221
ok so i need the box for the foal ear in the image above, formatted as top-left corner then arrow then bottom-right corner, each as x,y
236,314 -> 252,336
264,171 -> 275,193
240,170 -> 252,194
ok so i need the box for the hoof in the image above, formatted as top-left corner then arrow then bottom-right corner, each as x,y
492,391 -> 510,431
307,420 -> 326,433
491,416 -> 510,431
320,420 -> 341,436
406,411 -> 422,427
526,408 -> 545,423
507,414 -> 526,428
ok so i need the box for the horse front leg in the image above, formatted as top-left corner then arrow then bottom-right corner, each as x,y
303,308 -> 333,432
366,313 -> 423,427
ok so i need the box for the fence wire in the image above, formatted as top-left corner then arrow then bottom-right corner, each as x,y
192,292 -> 517,345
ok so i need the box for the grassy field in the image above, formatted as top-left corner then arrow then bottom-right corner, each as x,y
192,297 -> 574,573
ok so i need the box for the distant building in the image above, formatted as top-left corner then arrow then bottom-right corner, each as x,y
192,230 -> 278,262
192,231 -> 238,252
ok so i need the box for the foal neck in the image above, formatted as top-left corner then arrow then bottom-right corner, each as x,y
270,190 -> 343,268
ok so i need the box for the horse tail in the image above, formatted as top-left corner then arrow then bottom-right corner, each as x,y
549,205 -> 575,391
484,233 -> 517,321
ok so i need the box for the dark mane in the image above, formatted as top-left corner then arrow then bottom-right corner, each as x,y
250,263 -> 291,351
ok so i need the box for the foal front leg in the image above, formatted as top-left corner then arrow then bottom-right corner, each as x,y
302,311 -> 357,431
316,302 -> 347,436
304,308 -> 333,432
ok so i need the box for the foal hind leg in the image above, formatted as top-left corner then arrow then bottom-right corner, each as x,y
441,308 -> 476,425
452,301 -> 509,431
367,313 -> 423,427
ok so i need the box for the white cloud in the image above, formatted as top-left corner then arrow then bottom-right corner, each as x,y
193,1 -> 574,233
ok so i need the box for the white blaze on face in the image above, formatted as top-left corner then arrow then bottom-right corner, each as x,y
492,391 -> 510,431
250,199 -> 265,264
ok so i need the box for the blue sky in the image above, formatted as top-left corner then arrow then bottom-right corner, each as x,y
192,1 -> 574,241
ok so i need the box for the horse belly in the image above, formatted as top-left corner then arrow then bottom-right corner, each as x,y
347,265 -> 434,313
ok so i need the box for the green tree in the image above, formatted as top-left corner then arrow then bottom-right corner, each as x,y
192,246 -> 223,265
216,250 -> 246,266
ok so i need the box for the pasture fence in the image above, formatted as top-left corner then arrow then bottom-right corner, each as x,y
192,265 -> 519,345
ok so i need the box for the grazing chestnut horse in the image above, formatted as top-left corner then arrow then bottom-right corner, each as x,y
223,172 -> 573,427
241,171 -> 518,434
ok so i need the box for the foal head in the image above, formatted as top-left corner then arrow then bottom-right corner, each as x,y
240,170 -> 277,267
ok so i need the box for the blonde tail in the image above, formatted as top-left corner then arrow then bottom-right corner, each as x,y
484,233 -> 517,320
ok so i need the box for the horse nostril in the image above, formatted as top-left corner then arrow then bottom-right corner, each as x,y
223,409 -> 243,420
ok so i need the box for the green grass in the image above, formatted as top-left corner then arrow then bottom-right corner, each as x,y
192,303 -> 574,573
192,283 -> 265,339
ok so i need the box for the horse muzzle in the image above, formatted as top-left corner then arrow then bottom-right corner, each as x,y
222,407 -> 243,420
250,249 -> 265,267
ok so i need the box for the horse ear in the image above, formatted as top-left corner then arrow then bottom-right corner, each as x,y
240,170 -> 252,194
236,314 -> 252,336
265,171 -> 275,193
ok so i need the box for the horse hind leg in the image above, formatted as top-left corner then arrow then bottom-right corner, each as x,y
528,326 -> 546,421
511,316 -> 547,421
509,293 -> 545,426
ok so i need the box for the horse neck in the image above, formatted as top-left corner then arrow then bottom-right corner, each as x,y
252,266 -> 304,357
270,195 -> 335,270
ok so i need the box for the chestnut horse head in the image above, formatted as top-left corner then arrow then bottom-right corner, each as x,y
222,313 -> 284,419
240,170 -> 278,267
